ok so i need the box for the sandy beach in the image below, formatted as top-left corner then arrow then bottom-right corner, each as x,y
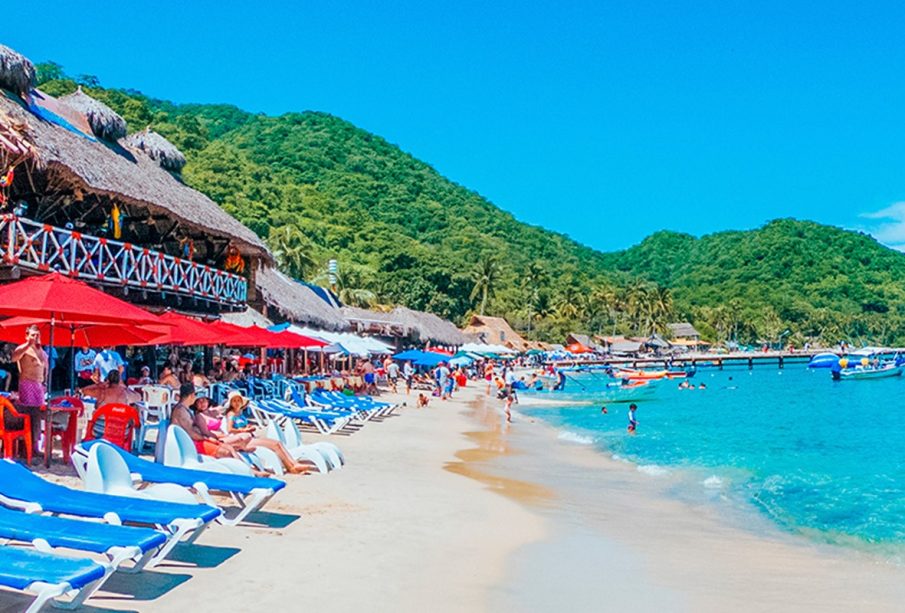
8,383 -> 905,613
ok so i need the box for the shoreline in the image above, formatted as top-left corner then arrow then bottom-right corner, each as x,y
461,390 -> 905,612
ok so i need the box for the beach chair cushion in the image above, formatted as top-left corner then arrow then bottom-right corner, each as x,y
0,505 -> 166,554
0,547 -> 106,591
0,460 -> 220,525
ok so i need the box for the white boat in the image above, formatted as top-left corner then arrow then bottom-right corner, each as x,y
601,382 -> 657,402
836,364 -> 903,380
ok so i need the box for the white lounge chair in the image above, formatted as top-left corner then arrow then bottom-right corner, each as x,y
164,425 -> 253,476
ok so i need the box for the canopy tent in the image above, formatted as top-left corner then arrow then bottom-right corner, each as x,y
393,349 -> 427,361
413,352 -> 448,367
566,342 -> 592,354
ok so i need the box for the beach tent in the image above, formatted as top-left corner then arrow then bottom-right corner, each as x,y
414,352 -> 448,367
393,349 -> 427,361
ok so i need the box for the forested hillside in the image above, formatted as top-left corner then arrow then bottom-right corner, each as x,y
34,63 -> 905,346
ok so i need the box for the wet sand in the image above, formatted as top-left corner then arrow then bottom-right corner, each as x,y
465,393 -> 905,612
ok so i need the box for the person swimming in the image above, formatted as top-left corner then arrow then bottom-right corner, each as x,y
601,406 -> 608,415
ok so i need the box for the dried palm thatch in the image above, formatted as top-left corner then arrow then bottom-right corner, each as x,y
391,306 -> 467,346
59,87 -> 127,141
0,45 -> 35,98
124,128 -> 186,172
0,93 -> 268,256
255,265 -> 348,331
463,315 -> 529,351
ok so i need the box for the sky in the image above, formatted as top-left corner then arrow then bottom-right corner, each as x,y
7,1 -> 905,251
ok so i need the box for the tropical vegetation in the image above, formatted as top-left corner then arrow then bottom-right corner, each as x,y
33,64 -> 905,346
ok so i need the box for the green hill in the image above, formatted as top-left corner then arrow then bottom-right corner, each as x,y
35,68 -> 905,346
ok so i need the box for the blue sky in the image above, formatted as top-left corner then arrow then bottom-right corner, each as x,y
7,1 -> 905,250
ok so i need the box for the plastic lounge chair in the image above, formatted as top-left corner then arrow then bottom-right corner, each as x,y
83,403 -> 141,452
253,399 -> 356,436
164,425 -> 253,476
282,418 -> 345,468
0,504 -> 167,575
262,420 -> 330,473
0,459 -> 220,567
0,547 -> 108,613
268,418 -> 344,471
75,440 -> 286,527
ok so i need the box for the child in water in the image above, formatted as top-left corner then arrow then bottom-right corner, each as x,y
627,403 -> 638,434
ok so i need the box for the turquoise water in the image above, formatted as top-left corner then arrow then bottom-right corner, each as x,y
520,364 -> 905,550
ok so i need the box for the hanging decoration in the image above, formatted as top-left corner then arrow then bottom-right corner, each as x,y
0,166 -> 13,188
224,244 -> 245,274
179,236 -> 195,261
110,203 -> 122,239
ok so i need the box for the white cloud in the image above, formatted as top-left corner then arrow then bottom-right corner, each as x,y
859,202 -> 905,252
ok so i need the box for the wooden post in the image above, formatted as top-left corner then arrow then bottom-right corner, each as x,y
718,359 -> 723,370
748,357 -> 753,369
779,355 -> 784,369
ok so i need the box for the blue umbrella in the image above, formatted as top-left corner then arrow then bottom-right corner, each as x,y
393,349 -> 426,361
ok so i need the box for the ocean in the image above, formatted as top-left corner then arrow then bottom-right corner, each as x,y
519,363 -> 905,553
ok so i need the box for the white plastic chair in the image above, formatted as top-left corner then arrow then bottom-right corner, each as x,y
136,385 -> 173,452
163,426 -> 253,476
212,417 -> 285,476
84,442 -> 197,506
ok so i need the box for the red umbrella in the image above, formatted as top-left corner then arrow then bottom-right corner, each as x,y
267,329 -> 327,349
0,272 -> 168,393
0,317 -> 165,347
0,272 -> 165,325
207,321 -> 266,346
152,311 -> 222,346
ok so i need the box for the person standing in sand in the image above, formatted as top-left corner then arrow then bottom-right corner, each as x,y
11,325 -> 48,449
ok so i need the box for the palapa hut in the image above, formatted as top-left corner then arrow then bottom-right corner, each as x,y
391,306 -> 467,347
254,265 -> 348,331
124,128 -> 186,172
462,315 -> 528,352
341,305 -> 409,337
0,45 -> 272,314
58,87 -> 127,141
0,45 -> 35,99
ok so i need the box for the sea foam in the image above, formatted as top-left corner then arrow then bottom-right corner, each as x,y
637,464 -> 669,477
703,475 -> 724,489
558,430 -> 594,445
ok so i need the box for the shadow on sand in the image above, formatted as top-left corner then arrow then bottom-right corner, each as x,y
238,510 -> 301,529
158,542 -> 241,568
91,569 -> 191,603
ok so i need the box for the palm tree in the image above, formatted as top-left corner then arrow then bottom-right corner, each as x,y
470,255 -> 500,316
522,262 -> 547,332
554,284 -> 584,321
267,225 -> 316,280
312,261 -> 379,308
649,286 -> 673,334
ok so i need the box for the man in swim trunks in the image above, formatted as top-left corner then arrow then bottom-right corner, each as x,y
11,325 -> 48,450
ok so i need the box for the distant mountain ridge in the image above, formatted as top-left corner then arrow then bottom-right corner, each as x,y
35,69 -> 905,344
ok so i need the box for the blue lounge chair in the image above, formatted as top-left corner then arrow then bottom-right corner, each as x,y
0,547 -> 107,612
75,441 -> 286,526
252,399 -> 358,435
0,459 -> 219,565
0,505 -> 166,572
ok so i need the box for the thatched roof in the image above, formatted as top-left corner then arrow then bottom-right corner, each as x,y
341,306 -> 409,336
59,87 -> 127,141
667,322 -> 701,339
255,265 -> 348,331
124,128 -> 186,172
462,315 -> 528,351
391,306 -> 467,346
0,45 -> 35,98
221,306 -> 273,328
0,90 -> 268,257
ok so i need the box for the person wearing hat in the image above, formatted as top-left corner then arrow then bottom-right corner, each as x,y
137,366 -> 153,385
221,391 -> 315,474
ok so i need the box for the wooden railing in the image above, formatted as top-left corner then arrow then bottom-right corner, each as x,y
0,215 -> 247,306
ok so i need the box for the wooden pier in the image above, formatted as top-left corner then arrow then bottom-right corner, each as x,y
546,350 -> 825,370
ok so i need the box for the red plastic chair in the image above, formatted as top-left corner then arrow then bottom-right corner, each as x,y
0,397 -> 32,463
84,403 -> 141,451
47,396 -> 84,463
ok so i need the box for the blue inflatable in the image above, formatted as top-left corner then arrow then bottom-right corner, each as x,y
808,352 -> 841,369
